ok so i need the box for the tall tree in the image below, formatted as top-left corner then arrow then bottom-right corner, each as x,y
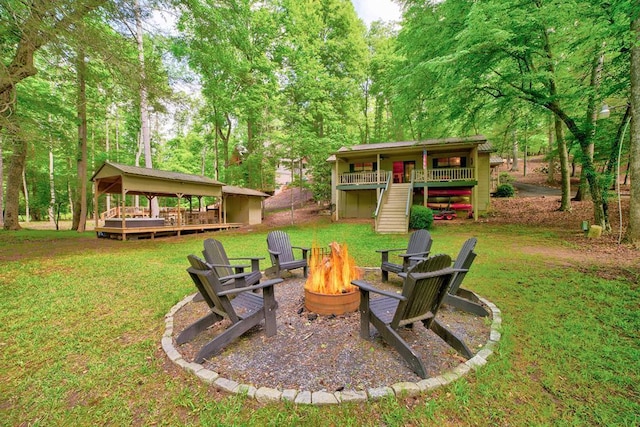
1,0 -> 107,230
72,48 -> 89,232
366,21 -> 402,143
626,11 -> 640,245
279,0 -> 367,196
398,0 -> 631,229
0,140 -> 4,227
134,0 -> 159,216
175,0 -> 282,188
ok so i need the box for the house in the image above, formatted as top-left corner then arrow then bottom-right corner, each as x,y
327,135 -> 497,233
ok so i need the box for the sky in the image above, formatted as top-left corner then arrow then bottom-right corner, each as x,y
351,0 -> 402,26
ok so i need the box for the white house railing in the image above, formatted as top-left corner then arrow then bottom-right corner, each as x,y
339,168 -> 474,185
413,167 -> 474,182
339,170 -> 391,185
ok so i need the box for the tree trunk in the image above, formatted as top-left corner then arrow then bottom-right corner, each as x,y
73,48 -> 88,232
575,47 -> 605,203
625,14 -> 640,245
216,112 -> 232,172
544,85 -> 608,226
605,105 -> 632,178
22,167 -> 29,222
2,84 -> 25,230
547,113 -> 557,184
0,138 -> 4,228
135,131 -> 142,209
105,112 -> 111,213
49,148 -> 56,224
510,131 -> 519,172
135,0 -> 157,217
523,120 -> 528,177
555,115 -> 572,211
213,120 -> 219,181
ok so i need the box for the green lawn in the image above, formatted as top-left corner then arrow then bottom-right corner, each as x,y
1,222 -> 638,426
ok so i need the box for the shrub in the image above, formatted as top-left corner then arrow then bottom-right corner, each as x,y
495,183 -> 515,198
410,205 -> 434,229
499,172 -> 515,184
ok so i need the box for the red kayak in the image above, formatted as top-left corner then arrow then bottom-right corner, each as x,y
427,188 -> 472,196
428,203 -> 472,211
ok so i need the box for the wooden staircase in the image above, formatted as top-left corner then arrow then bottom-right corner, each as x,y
376,183 -> 411,234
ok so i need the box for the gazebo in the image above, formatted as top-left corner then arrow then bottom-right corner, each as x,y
91,162 -> 240,240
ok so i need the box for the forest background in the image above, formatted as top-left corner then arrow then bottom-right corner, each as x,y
1,0 -> 639,245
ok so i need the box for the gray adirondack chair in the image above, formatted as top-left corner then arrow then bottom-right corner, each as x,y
202,238 -> 263,288
352,254 -> 473,378
265,230 -> 310,278
176,255 -> 283,363
442,237 -> 489,317
377,229 -> 432,282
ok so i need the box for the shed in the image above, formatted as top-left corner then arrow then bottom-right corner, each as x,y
221,185 -> 270,225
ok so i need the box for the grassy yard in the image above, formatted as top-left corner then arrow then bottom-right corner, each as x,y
1,221 -> 638,426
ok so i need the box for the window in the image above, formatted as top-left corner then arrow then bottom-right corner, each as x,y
433,156 -> 465,168
350,162 -> 377,172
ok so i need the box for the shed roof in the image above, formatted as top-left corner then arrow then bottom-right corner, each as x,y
223,185 -> 270,198
490,155 -> 505,166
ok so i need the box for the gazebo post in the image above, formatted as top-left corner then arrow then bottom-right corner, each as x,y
121,188 -> 127,241
176,193 -> 183,234
94,180 -> 99,229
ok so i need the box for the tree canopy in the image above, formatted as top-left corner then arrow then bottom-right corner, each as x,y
1,0 -> 638,244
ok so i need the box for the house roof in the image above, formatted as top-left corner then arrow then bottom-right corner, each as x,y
328,135 -> 494,162
223,185 -> 270,198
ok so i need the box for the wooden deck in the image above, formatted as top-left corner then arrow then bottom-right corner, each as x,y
95,222 -> 242,240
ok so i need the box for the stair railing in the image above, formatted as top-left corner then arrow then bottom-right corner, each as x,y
405,176 -> 414,231
374,173 -> 391,231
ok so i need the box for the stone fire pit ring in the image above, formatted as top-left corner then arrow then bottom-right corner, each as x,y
161,273 -> 502,405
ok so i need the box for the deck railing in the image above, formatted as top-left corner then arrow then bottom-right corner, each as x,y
413,167 -> 474,182
339,168 -> 474,186
100,206 -> 149,220
339,170 -> 391,185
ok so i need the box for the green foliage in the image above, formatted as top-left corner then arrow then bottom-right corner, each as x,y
499,172 -> 515,184
409,205 -> 434,229
495,183 -> 515,198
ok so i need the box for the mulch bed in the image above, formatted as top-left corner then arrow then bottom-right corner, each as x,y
171,270 -> 491,392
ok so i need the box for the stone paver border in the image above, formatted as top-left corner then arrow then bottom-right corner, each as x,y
162,285 -> 502,405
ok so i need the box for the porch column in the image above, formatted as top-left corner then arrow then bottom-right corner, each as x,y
376,153 -> 381,200
334,160 -> 340,221
423,149 -> 428,207
472,146 -> 478,221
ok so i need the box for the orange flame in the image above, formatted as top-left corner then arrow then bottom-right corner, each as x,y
305,242 -> 361,295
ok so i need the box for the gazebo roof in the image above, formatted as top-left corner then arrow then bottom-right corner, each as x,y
91,162 -> 224,198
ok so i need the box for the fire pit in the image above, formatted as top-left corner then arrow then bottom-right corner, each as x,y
304,242 -> 362,315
